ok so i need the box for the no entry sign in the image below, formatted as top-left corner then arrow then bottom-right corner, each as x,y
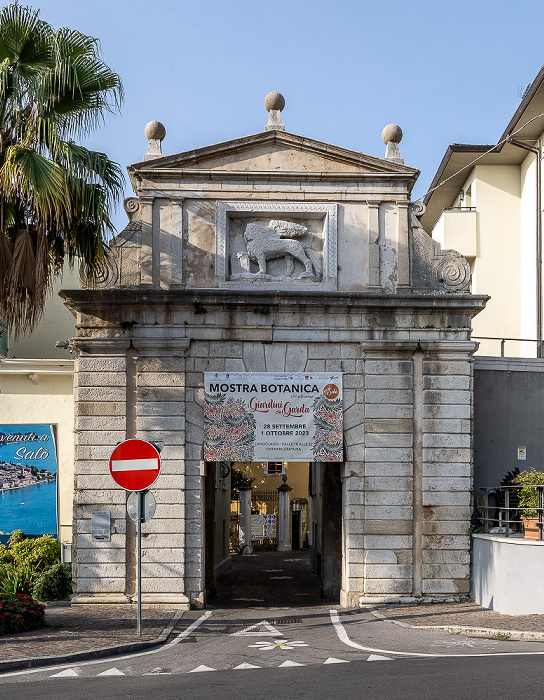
109,439 -> 161,491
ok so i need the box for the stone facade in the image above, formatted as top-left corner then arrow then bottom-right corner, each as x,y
61,125 -> 487,607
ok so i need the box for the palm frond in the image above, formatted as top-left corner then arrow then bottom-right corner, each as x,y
0,144 -> 68,223
0,3 -> 124,337
0,230 -> 13,301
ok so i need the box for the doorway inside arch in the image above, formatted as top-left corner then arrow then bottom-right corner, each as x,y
204,460 -> 342,607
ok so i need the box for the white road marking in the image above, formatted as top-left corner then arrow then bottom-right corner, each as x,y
330,610 -> 437,657
323,657 -> 349,664
1,610 -> 214,679
171,610 -> 214,644
49,668 -> 79,678
232,620 -> 282,636
189,665 -> 216,673
96,668 -> 125,676
270,576 -> 292,580
329,609 -> 544,660
431,638 -> 496,649
233,663 -> 261,670
248,640 -> 308,651
279,660 -> 305,667
367,654 -> 393,661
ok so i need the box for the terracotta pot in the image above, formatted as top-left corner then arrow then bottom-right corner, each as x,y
522,518 -> 543,539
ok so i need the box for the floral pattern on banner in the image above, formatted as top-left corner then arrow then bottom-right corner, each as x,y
312,395 -> 343,461
204,393 -> 256,461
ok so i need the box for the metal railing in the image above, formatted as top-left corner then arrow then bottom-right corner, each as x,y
443,206 -> 477,212
472,336 -> 544,358
477,485 -> 544,540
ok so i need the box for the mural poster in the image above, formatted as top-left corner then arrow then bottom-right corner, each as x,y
0,425 -> 58,536
204,372 -> 343,462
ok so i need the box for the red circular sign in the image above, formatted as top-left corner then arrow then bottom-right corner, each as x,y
109,439 -> 161,491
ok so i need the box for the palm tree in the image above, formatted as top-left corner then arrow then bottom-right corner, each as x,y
0,3 -> 124,339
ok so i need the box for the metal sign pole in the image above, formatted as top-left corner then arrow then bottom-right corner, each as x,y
137,489 -> 142,637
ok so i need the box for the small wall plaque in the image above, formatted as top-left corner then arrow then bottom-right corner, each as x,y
91,510 -> 111,541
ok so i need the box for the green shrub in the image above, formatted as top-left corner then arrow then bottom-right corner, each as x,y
8,533 -> 60,572
0,531 -> 65,601
32,563 -> 72,602
0,563 -> 35,595
0,593 -> 45,635
7,530 -> 25,545
513,469 -> 544,518
0,544 -> 13,565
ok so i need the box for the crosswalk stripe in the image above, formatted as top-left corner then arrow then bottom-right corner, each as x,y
231,620 -> 282,636
367,654 -> 393,661
278,660 -> 305,667
50,668 -> 79,677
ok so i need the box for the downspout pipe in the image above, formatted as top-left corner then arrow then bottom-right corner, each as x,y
507,138 -> 542,358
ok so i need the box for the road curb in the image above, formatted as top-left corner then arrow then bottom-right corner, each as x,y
0,610 -> 184,674
368,607 -> 544,641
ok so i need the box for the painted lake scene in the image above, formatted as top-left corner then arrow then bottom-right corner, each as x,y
0,424 -> 58,536
0,479 -> 57,535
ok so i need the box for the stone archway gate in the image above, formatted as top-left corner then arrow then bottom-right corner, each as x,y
61,124 -> 487,608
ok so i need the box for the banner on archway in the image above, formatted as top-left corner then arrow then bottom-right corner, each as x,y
203,372 -> 343,462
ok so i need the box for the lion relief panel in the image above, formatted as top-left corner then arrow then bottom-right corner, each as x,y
216,202 -> 338,290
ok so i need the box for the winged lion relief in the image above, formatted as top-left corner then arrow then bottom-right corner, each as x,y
234,219 -> 322,281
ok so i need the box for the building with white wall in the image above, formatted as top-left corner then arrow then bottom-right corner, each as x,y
421,66 -> 544,358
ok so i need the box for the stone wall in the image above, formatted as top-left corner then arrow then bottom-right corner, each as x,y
66,290 -> 481,606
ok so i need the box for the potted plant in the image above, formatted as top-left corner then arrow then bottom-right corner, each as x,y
513,469 -> 544,539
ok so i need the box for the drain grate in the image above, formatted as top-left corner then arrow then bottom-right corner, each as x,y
272,618 -> 302,624
172,618 -> 303,636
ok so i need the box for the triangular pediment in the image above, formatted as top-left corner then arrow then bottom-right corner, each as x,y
129,131 -> 418,177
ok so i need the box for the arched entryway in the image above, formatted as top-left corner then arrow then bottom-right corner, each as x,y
204,460 -> 342,607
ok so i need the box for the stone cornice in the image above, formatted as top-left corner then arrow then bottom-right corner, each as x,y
60,287 -> 488,317
0,357 -> 74,374
135,169 -> 418,184
71,337 -> 131,354
360,340 -> 479,354
128,130 -> 420,176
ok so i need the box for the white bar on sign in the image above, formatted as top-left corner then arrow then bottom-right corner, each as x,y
111,458 -> 159,472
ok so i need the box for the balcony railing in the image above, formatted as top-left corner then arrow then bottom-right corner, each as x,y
443,206 -> 476,212
472,336 -> 544,358
477,484 -> 544,540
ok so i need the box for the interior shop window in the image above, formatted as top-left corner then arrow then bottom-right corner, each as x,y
264,462 -> 285,475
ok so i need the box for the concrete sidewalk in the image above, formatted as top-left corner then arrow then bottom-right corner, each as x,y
370,602 -> 544,641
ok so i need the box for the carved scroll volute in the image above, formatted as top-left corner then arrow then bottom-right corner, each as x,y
434,253 -> 471,292
123,197 -> 140,222
409,201 -> 471,293
79,256 -> 119,289
409,201 -> 426,230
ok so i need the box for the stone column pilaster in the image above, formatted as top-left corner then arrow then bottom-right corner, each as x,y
239,475 -> 253,556
277,475 -> 292,553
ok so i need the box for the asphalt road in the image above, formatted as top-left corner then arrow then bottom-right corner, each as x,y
2,607 -> 544,698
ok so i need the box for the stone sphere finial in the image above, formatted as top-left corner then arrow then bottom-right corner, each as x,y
382,124 -> 403,144
264,91 -> 285,112
145,120 -> 166,142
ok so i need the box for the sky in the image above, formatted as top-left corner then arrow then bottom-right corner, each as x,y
28,0 -> 544,233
